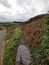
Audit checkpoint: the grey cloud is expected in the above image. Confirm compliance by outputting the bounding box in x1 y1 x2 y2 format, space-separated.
0 0 49 22
0 0 11 8
17 0 31 6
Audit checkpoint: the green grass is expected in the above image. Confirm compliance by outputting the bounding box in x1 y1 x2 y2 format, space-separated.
5 33 13 40
41 16 49 56
3 26 21 65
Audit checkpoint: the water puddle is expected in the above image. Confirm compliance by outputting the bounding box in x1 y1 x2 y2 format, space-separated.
16 44 31 65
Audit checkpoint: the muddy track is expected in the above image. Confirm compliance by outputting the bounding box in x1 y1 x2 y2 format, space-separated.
16 31 32 65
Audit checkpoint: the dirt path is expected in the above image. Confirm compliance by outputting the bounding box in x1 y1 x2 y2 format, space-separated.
16 31 31 65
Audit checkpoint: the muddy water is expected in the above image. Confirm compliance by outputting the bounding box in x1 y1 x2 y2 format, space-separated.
16 44 31 65
0 30 6 53
16 32 31 65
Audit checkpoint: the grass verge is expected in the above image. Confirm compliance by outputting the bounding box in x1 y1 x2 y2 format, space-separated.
3 26 21 65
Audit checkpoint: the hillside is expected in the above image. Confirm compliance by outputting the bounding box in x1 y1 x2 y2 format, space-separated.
0 15 49 65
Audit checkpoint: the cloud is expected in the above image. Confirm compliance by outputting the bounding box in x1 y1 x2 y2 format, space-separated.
0 0 11 8
0 0 49 22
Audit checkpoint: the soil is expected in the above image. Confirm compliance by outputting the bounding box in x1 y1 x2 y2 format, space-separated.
21 17 44 48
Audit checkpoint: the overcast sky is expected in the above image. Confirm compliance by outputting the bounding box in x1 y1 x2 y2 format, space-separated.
0 0 49 22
